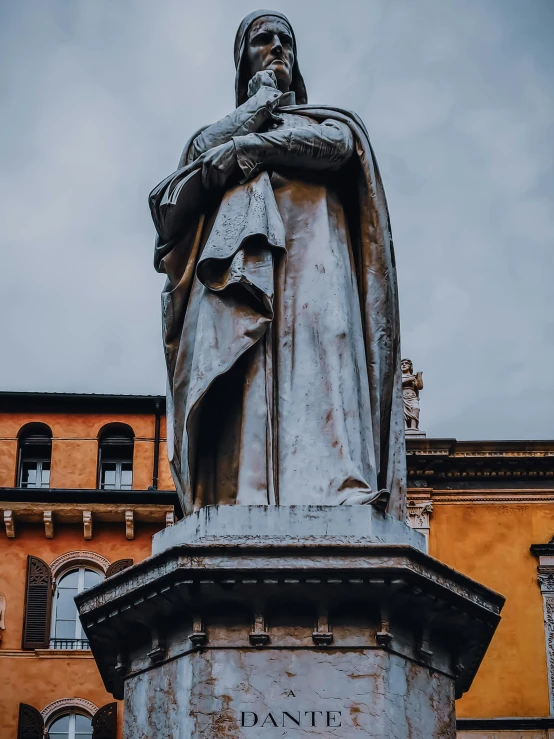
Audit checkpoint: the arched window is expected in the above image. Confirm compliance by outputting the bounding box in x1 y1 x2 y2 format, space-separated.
17 423 52 488
98 423 134 490
47 712 93 739
50 567 103 650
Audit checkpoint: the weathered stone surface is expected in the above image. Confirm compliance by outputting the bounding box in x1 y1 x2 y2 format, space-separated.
125 649 455 738
77 506 503 739
152 505 426 554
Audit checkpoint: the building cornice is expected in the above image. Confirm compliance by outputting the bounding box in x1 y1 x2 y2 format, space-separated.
407 438 554 489
0 392 165 414
407 488 554 505
0 487 178 505
0 498 177 539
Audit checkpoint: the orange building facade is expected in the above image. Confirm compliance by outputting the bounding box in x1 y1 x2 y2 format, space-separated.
0 392 553 737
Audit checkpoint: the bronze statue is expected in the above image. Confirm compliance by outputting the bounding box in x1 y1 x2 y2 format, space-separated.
401 359 424 432
150 10 406 519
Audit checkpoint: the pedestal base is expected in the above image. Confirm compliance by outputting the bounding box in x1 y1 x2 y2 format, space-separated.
126 646 454 737
405 428 427 438
77 507 504 738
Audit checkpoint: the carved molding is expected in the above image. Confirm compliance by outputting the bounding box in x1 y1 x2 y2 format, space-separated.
43 511 54 539
41 697 98 723
4 510 15 538
406 500 433 531
406 501 433 551
539 573 554 594
50 551 110 580
83 510 93 540
125 510 134 540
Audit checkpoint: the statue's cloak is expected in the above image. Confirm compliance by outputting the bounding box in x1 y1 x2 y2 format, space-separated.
150 105 406 520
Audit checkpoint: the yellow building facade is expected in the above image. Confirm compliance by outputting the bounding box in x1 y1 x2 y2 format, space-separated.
0 393 552 737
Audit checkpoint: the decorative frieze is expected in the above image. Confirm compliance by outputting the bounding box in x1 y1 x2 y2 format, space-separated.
406 439 554 486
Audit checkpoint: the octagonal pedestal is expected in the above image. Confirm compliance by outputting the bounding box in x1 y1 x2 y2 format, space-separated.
77 506 504 738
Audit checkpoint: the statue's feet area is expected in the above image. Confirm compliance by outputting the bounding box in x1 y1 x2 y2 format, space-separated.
337 488 390 510
151 504 424 554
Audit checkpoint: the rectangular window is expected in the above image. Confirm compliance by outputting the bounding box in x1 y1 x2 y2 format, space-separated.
100 461 132 490
20 459 50 488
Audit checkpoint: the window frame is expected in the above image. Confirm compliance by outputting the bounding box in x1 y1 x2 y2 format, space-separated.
19 456 51 488
50 566 103 650
99 459 133 491
47 710 93 739
17 423 52 489
97 423 134 491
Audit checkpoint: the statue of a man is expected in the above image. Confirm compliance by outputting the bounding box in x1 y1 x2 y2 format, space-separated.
150 10 406 519
401 359 424 431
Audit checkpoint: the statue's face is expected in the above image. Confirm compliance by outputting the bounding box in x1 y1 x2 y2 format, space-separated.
401 360 412 373
246 17 294 91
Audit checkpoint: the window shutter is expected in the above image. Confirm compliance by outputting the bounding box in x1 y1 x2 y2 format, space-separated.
105 559 133 577
22 555 52 649
17 703 44 739
92 702 117 739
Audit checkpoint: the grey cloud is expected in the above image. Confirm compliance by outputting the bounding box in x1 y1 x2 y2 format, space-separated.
0 0 552 438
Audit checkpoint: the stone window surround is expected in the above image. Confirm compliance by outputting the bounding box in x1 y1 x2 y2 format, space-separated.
50 551 110 582
49 552 108 651
41 697 98 723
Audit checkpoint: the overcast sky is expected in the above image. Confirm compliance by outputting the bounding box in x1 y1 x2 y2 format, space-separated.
1 0 552 439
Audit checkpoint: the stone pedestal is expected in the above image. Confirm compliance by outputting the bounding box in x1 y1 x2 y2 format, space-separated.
406 428 427 438
77 507 504 738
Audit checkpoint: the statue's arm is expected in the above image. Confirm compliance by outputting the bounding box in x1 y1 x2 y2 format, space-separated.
415 372 424 391
184 86 285 164
231 119 354 180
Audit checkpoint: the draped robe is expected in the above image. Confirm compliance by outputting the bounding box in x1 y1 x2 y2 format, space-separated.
150 89 407 521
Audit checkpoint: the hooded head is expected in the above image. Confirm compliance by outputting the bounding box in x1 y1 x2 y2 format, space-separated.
234 10 307 107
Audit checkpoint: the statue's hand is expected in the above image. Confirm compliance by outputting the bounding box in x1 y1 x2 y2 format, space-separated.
247 70 279 98
198 140 238 190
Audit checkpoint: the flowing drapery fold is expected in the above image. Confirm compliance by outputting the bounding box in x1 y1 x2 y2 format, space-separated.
150 105 406 520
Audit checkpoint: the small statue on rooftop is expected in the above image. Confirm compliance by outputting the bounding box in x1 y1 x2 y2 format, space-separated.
401 359 424 434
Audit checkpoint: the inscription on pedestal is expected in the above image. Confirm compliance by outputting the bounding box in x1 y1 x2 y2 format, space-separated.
240 709 342 728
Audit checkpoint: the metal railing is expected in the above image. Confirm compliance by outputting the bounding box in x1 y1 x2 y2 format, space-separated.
49 638 90 650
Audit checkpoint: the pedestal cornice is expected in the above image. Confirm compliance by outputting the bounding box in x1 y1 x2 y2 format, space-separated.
76 507 504 705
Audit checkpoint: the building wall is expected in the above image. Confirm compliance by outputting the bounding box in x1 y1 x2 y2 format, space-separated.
0 411 174 490
0 522 160 736
430 500 553 719
0 398 175 737
1 400 552 736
